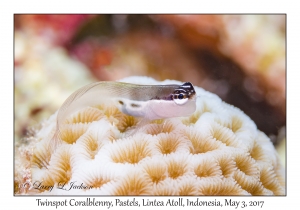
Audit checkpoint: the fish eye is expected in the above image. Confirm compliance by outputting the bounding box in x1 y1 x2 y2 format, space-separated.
178 93 184 99
173 95 188 105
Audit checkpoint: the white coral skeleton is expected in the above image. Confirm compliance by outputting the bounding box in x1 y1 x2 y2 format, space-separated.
15 76 285 195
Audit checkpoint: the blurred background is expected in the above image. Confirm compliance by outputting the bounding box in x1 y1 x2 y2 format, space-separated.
14 14 286 165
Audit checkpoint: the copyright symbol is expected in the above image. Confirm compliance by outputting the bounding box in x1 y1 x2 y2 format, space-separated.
22 182 31 188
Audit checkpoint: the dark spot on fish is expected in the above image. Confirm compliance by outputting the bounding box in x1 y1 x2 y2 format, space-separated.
131 103 140 108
